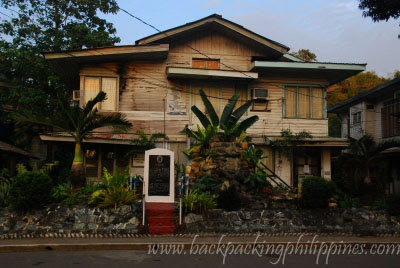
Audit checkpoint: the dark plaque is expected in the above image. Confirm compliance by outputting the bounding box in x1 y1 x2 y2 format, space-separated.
148 155 170 196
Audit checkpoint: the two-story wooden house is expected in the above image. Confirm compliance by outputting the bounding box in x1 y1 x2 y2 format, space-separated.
42 14 366 186
328 77 400 192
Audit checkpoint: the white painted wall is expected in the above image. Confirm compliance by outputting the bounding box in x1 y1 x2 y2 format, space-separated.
349 102 365 139
274 151 292 186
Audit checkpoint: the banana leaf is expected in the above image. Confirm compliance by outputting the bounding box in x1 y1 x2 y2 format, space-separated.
199 89 219 127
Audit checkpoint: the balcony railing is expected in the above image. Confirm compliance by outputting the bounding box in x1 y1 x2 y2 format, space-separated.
381 101 400 138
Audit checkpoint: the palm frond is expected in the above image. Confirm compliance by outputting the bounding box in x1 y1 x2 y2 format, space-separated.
183 126 197 139
374 138 400 155
13 110 74 135
81 112 131 138
83 91 107 117
149 132 169 143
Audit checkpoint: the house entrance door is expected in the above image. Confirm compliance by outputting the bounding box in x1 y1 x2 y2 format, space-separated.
293 148 321 186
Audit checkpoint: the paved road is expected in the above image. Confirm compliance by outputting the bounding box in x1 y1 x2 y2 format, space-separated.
0 250 399 268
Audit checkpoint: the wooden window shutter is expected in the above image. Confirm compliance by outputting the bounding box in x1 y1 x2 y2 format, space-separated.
207 60 220 70
193 60 206 69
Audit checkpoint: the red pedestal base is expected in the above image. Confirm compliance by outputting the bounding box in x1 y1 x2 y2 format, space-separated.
145 202 175 234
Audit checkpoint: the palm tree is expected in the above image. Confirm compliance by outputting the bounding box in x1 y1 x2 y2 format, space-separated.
127 130 168 157
338 134 400 192
191 89 259 141
14 92 132 186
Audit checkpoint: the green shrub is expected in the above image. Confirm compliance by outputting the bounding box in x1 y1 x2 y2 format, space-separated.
9 169 53 211
300 176 334 209
217 186 241 211
51 183 84 206
0 168 13 207
243 171 272 193
336 195 361 208
82 182 103 196
192 174 221 194
241 146 266 167
52 183 71 202
62 192 84 206
89 168 137 210
182 190 217 215
386 194 400 216
0 183 11 207
0 168 12 184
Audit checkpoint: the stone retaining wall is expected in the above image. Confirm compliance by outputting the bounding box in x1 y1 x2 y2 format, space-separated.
1 205 399 237
0 204 141 237
184 208 400 236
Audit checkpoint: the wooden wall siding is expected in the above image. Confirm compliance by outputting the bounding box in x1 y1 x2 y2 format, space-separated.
364 102 376 138
167 80 188 114
168 142 188 165
78 29 331 138
247 78 328 137
119 61 167 112
168 29 265 71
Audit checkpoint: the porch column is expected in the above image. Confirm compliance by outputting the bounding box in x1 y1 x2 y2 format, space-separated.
321 148 331 180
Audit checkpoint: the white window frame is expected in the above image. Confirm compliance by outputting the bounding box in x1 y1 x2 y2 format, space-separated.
352 111 362 125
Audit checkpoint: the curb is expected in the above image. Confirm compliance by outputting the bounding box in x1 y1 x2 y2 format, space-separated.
1 242 400 253
1 232 399 240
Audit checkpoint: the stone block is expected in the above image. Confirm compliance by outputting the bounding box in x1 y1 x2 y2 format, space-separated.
184 213 203 224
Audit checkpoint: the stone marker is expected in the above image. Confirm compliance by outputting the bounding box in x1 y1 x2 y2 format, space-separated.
144 148 174 203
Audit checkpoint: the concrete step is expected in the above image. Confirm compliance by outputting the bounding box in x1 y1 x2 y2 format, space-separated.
145 202 176 235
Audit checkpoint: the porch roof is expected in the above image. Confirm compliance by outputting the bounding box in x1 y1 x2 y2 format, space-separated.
166 66 258 80
256 136 349 147
43 44 169 89
0 141 36 158
250 61 366 86
40 132 187 144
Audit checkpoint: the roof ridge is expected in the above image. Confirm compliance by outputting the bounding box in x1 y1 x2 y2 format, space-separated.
135 14 289 52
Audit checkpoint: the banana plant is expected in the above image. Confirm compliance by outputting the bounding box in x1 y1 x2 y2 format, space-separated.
190 89 259 141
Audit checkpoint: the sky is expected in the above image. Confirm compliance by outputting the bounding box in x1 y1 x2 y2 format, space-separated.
102 0 400 77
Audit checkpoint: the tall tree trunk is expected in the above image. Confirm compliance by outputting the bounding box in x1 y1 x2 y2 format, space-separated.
70 142 85 187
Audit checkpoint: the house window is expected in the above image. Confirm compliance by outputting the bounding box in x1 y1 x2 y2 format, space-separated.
352 111 362 124
381 99 400 138
192 59 220 70
284 86 324 119
83 76 118 111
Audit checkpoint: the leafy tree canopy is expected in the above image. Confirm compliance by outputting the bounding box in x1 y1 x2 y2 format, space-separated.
359 0 400 22
327 71 390 108
0 0 120 146
358 0 400 38
289 49 317 62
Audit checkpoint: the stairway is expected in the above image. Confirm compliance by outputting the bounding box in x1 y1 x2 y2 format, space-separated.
145 202 176 234
258 162 293 190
